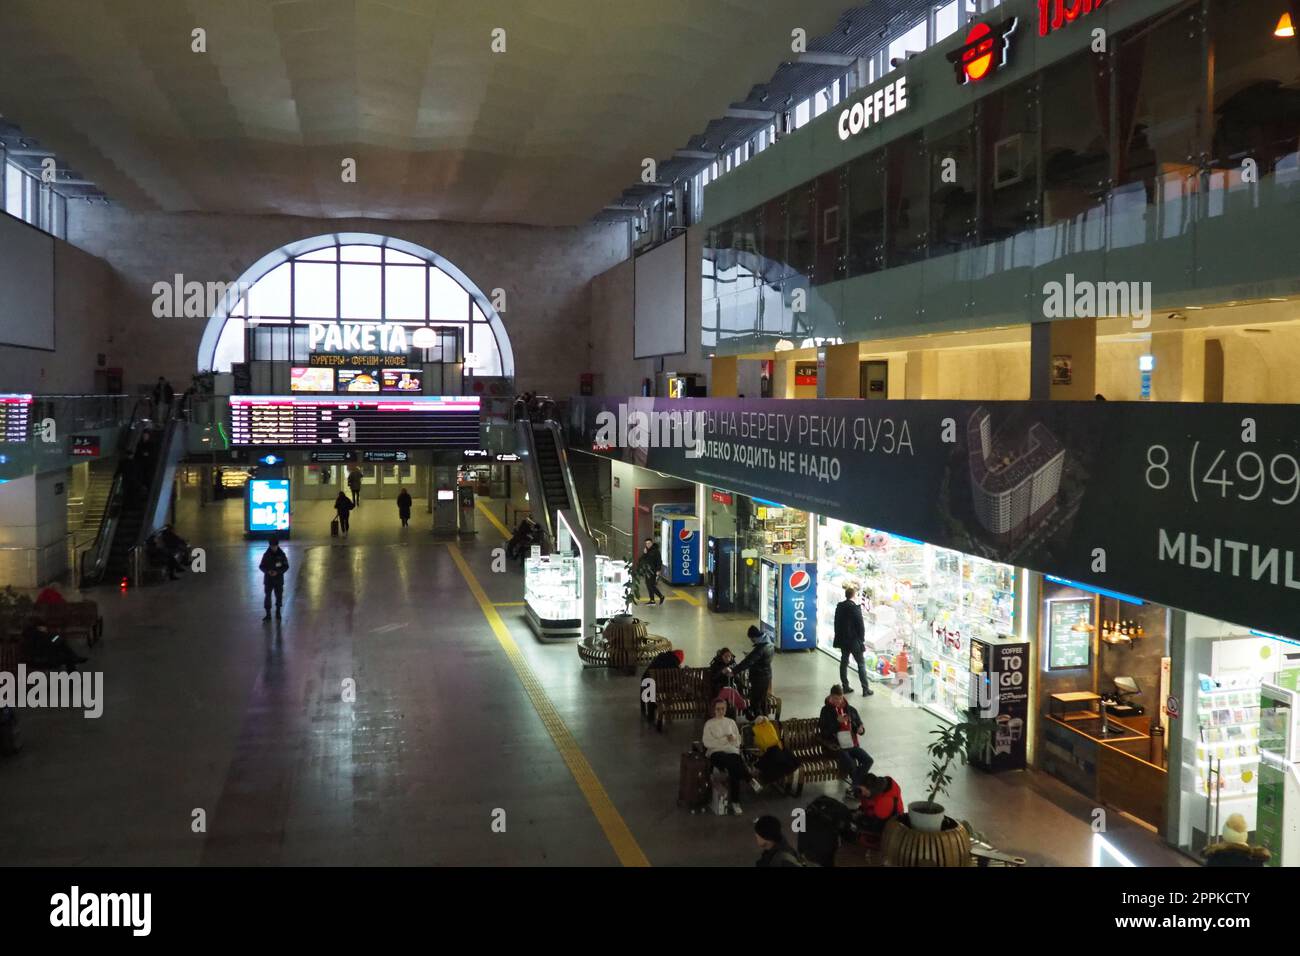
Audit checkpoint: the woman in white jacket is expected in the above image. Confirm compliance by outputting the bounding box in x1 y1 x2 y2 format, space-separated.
702 699 761 814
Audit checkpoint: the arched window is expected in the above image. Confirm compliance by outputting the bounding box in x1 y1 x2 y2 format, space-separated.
201 235 513 381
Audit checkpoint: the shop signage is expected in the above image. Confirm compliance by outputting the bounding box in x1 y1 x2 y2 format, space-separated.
837 76 908 142
308 322 408 354
568 396 1300 638
711 490 734 505
970 640 1028 771
947 18 1017 85
70 435 100 458
1038 0 1110 37
308 352 412 369
795 363 818 386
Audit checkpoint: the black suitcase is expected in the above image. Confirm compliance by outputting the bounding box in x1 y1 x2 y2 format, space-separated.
678 749 711 812
331 518 340 537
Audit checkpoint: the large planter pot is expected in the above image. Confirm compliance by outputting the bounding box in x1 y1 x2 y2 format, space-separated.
908 800 946 833
603 614 647 672
881 815 972 867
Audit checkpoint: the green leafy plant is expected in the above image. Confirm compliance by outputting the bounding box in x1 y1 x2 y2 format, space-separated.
923 718 996 807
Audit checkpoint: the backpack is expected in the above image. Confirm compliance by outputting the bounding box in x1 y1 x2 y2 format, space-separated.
751 716 782 752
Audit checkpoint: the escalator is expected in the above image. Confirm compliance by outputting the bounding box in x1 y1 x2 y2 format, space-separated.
514 405 587 553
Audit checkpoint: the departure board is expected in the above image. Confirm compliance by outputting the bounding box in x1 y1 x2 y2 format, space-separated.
229 395 480 448
0 394 32 443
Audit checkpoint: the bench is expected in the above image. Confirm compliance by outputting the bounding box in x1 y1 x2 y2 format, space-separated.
778 717 843 796
646 666 710 732
33 601 103 648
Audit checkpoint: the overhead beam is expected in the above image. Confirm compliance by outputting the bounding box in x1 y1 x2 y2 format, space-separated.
724 107 776 120
674 150 716 161
796 52 858 67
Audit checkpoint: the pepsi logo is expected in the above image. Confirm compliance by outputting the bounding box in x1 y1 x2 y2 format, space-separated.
788 569 811 592
678 528 694 542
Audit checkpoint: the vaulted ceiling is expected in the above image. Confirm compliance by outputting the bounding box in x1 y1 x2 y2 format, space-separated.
0 0 853 225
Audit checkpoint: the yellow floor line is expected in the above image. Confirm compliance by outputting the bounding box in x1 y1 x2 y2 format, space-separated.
476 499 512 540
664 586 701 607
492 601 527 607
447 543 650 867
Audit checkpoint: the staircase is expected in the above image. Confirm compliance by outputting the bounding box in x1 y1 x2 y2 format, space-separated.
75 462 117 534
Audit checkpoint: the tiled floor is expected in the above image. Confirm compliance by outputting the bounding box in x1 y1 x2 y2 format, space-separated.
0 492 1192 866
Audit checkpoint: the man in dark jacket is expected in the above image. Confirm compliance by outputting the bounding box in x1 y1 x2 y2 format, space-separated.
636 538 665 605
819 685 873 793
347 469 363 507
259 536 290 621
730 625 774 719
754 815 806 867
396 488 413 528
833 586 872 696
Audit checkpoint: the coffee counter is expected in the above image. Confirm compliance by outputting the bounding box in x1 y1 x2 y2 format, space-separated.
1042 711 1167 832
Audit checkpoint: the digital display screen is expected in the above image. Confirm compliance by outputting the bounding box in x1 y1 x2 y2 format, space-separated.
0 394 33 443
337 368 381 393
291 367 335 392
248 479 291 532
381 369 422 393
229 395 480 448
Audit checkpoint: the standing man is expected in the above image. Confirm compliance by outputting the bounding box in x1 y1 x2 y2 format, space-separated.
347 468 363 508
833 586 873 696
729 625 775 720
259 536 289 621
637 538 665 606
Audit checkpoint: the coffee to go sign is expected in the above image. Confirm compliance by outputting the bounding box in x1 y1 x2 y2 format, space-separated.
308 322 409 354
837 76 908 142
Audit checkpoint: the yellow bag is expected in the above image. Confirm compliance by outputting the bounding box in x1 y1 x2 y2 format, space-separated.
752 716 782 752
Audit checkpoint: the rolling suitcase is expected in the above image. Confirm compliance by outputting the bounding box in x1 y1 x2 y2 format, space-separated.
678 748 711 812
798 795 855 867
331 518 340 537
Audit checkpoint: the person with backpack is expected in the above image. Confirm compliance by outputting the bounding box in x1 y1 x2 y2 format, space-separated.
819 684 874 796
258 536 290 621
833 586 873 696
754 815 810 867
396 487 413 528
334 490 354 537
728 625 774 719
703 698 761 815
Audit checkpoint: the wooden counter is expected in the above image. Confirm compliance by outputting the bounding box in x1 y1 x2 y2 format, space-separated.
1043 713 1166 834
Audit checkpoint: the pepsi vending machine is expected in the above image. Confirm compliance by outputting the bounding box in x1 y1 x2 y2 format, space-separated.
707 536 736 611
759 556 817 652
660 515 700 585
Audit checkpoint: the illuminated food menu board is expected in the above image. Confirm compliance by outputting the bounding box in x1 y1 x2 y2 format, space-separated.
229 395 480 448
0 394 33 443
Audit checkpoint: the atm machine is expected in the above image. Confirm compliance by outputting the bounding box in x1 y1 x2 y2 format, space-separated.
1257 677 1300 867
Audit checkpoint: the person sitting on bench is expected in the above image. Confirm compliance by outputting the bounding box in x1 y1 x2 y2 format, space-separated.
855 773 904 835
20 617 86 671
702 699 761 814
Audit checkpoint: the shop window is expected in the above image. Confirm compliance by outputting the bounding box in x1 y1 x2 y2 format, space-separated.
978 78 1041 242
846 151 886 277
928 106 978 255
811 169 845 284
1040 52 1112 228
785 184 815 277
1111 7 1204 243
1207 0 1300 182
885 131 929 266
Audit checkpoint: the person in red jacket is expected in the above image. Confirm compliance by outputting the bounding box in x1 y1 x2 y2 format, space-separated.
34 584 68 606
856 773 904 834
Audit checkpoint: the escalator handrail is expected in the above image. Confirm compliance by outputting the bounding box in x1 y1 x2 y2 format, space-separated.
81 397 153 586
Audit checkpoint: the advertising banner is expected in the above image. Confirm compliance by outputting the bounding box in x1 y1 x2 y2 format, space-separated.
568 397 1300 638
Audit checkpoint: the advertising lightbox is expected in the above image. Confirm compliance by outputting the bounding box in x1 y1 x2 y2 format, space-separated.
248 479 291 533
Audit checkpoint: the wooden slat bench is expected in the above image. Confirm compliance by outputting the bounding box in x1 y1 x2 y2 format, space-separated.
646 666 710 732
779 717 843 796
33 601 103 648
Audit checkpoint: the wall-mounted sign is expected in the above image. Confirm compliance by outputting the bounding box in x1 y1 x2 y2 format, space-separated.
363 450 409 463
1047 597 1094 670
711 490 734 505
308 353 412 369
291 367 336 391
495 453 520 462
310 450 354 463
308 322 408 354
463 448 490 458
837 76 908 142
947 17 1017 85
795 363 818 386
1038 0 1110 37
1052 355 1073 385
70 435 100 458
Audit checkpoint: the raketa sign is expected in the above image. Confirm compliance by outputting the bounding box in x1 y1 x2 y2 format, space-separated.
308 322 408 353
1038 0 1109 36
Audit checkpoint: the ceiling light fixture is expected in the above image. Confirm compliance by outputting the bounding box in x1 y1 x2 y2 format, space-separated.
1276 12 1295 37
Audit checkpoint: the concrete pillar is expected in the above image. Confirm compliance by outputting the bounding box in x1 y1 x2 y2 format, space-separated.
0 471 69 587
710 356 738 398
821 343 860 398
1030 317 1096 401
1150 330 1205 403
904 350 937 399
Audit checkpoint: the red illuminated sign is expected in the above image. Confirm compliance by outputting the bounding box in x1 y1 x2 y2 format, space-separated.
711 490 734 505
1038 0 1109 36
947 17 1018 84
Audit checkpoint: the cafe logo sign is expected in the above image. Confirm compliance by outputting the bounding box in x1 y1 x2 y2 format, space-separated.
947 17 1018 84
1038 0 1109 36
837 76 908 142
308 322 408 354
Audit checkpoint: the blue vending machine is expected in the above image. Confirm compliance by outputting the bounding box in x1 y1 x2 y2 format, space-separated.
659 514 700 586
759 556 817 652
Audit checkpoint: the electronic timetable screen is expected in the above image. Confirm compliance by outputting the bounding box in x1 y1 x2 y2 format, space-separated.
228 395 480 448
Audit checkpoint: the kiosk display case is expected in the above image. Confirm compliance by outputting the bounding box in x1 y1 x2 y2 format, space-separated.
524 553 628 639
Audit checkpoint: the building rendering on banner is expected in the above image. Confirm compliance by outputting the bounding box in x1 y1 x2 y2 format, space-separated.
966 407 1066 544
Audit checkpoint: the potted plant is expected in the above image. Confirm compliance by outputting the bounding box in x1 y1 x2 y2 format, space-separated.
908 718 996 833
